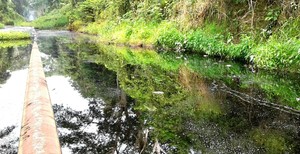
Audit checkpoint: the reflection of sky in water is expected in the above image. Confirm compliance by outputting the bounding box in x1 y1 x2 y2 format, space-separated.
0 69 27 148
47 76 90 154
0 69 27 128
47 76 130 153
47 76 89 111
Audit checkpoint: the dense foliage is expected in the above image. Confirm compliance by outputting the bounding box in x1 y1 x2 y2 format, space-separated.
0 0 25 25
28 0 300 73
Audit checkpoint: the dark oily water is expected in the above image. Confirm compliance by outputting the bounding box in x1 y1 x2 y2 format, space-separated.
0 43 31 153
30 31 300 153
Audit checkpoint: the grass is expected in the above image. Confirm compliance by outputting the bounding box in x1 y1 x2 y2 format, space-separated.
32 14 68 29
0 32 31 40
251 38 300 73
0 23 4 29
77 20 177 46
76 18 299 73
25 0 300 73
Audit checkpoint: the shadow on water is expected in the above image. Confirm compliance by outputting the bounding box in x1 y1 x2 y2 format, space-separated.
2 30 293 153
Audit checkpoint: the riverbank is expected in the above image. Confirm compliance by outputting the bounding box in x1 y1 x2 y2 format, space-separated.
20 1 300 73
70 19 300 74
0 31 31 41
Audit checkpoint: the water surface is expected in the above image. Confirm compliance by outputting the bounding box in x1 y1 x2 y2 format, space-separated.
0 30 299 153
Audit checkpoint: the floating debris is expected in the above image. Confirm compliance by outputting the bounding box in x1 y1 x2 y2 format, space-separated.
153 91 164 95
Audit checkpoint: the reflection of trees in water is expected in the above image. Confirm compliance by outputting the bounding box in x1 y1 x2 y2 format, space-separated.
0 45 31 84
0 126 17 154
44 37 300 153
0 47 13 84
53 90 141 153
50 46 145 153
0 45 30 153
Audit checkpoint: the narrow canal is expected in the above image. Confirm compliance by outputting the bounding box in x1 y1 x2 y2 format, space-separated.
0 30 299 153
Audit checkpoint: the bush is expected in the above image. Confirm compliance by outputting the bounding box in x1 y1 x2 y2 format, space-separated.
68 20 84 31
5 21 14 25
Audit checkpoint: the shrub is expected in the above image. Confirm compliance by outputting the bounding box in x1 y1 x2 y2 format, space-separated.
68 20 84 31
5 21 14 25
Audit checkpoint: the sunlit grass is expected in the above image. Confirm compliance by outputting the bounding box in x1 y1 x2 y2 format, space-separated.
0 32 31 40
79 20 177 46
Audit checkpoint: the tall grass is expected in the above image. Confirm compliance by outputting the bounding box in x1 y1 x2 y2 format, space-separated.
79 20 177 45
251 38 300 72
32 14 68 29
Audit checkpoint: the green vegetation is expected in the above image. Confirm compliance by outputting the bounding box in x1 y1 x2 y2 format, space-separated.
30 0 300 73
251 37 300 73
25 5 69 29
0 0 25 25
0 32 31 40
0 23 4 29
44 38 298 152
0 40 31 48
251 129 291 153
